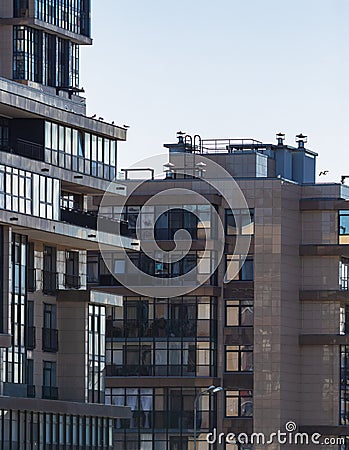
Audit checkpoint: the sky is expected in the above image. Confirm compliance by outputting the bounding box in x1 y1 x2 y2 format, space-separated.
81 0 349 182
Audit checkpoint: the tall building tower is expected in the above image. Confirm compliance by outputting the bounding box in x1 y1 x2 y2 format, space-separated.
0 1 138 448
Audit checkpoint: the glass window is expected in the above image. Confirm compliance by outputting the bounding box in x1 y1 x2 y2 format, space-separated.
225 345 253 371
340 258 349 291
104 139 110 165
58 126 65 152
84 133 91 159
65 127 72 154
45 121 51 149
43 361 56 387
78 131 84 157
51 124 58 151
225 300 253 327
340 211 349 244
225 256 254 281
225 390 253 417
225 209 254 236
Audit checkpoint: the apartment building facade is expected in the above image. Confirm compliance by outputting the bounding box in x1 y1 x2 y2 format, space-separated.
1 2 348 450
86 134 349 450
0 1 138 448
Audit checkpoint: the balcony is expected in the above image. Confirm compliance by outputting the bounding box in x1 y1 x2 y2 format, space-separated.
60 207 131 237
64 273 81 289
26 326 36 350
340 276 349 291
42 386 58 400
42 328 58 353
27 385 36 398
42 271 58 295
17 139 44 161
115 410 199 430
27 268 36 292
106 318 199 339
106 364 196 377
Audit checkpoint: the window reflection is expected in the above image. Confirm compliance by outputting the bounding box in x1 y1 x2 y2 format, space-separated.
225 255 254 281
44 121 117 181
225 390 253 417
34 0 91 37
105 296 216 378
225 300 254 327
339 211 349 244
225 209 254 236
13 26 79 87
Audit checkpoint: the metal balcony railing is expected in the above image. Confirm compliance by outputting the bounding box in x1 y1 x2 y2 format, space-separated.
114 410 198 430
27 268 36 292
340 276 349 291
106 364 197 377
42 386 58 400
106 318 199 339
42 328 58 353
42 270 58 295
27 385 36 398
64 273 81 289
26 326 36 350
60 207 130 237
17 139 44 161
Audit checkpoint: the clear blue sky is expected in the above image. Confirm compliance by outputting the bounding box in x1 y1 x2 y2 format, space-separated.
81 0 349 182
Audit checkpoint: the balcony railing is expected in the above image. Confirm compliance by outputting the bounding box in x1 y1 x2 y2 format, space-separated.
97 273 215 288
115 410 200 430
98 274 122 286
42 270 58 295
64 273 81 289
16 139 44 161
42 386 58 400
27 268 36 292
106 318 199 339
60 207 130 237
27 385 36 398
26 326 36 350
106 364 196 377
42 328 58 353
340 276 349 291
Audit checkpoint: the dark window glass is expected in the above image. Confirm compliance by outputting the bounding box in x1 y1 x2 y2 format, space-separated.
65 251 80 289
4 233 27 383
0 118 9 149
43 246 57 295
105 296 216 378
105 387 213 437
341 346 349 425
35 0 91 37
42 361 57 399
88 304 106 403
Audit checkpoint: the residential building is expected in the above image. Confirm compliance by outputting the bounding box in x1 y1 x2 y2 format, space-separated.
88 133 349 450
0 0 138 448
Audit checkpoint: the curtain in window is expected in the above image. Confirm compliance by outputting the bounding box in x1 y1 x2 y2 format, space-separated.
126 388 138 428
112 388 125 428
140 389 152 428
